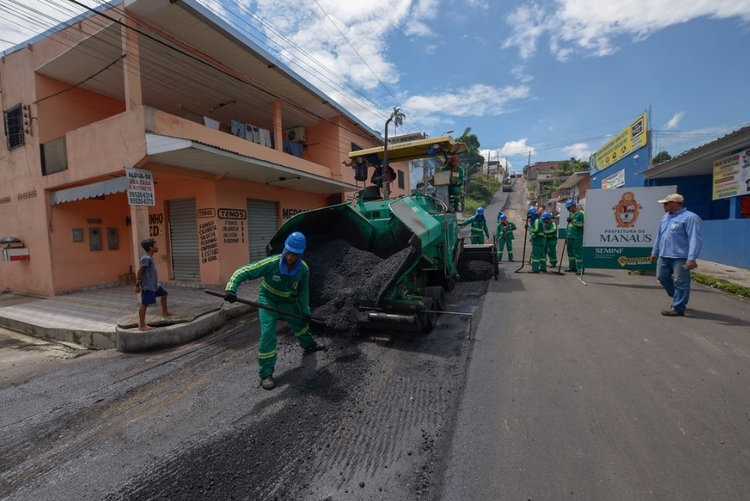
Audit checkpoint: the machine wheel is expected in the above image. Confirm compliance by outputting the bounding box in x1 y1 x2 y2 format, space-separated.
425 286 446 311
419 297 437 332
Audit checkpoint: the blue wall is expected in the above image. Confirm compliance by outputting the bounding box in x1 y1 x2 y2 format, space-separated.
589 146 648 190
701 219 750 268
646 174 720 221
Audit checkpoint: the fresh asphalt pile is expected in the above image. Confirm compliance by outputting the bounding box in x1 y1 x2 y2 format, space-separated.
457 260 495 281
305 239 413 336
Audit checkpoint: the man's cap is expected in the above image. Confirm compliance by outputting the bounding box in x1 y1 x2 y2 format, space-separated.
658 193 684 204
565 199 576 208
542 211 553 219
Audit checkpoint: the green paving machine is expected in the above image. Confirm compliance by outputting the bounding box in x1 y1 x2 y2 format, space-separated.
267 136 498 332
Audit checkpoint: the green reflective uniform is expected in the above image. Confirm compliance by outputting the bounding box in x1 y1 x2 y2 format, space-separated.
225 254 316 379
495 220 517 260
567 210 585 271
542 219 558 268
462 215 490 244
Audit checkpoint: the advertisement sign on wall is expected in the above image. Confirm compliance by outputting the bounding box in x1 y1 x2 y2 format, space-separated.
582 186 676 270
125 168 156 206
590 113 648 174
712 148 750 200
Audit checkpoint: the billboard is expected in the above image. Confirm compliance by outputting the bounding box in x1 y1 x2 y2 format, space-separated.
590 113 648 175
712 148 750 200
582 186 676 270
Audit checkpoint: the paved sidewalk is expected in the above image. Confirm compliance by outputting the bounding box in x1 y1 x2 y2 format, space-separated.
0 281 260 352
0 261 747 352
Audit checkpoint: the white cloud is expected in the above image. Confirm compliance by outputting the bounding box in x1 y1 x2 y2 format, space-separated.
403 84 531 121
504 0 750 60
466 0 490 9
499 138 535 157
664 111 686 131
562 143 591 160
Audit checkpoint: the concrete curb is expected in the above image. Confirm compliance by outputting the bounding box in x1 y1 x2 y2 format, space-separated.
0 315 116 349
116 309 227 353
114 304 255 353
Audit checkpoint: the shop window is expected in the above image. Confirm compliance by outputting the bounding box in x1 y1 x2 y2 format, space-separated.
3 104 24 150
397 169 405 189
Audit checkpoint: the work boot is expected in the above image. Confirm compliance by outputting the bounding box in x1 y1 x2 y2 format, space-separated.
261 377 276 390
565 268 577 272
304 342 327 354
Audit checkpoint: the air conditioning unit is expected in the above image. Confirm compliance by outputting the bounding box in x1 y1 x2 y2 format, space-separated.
286 127 306 143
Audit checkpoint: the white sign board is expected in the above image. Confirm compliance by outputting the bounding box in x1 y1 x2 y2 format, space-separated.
126 168 155 206
582 186 675 270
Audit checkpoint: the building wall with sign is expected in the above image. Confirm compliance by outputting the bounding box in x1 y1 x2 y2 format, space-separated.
0 2 390 296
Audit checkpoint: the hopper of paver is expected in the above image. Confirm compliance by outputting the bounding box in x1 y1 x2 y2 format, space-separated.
267 191 462 332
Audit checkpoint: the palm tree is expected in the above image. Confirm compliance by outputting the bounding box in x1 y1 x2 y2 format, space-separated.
382 107 406 200
390 106 405 138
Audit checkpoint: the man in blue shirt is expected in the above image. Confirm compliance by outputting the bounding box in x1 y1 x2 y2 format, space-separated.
650 193 703 316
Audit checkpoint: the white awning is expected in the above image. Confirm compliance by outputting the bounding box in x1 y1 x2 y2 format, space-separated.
49 176 128 205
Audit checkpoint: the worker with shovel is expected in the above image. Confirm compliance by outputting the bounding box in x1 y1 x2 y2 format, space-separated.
224 231 325 391
527 207 546 272
542 211 558 269
461 207 491 244
495 214 517 262
564 199 585 272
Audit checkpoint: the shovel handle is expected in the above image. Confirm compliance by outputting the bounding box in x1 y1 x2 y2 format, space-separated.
203 289 325 326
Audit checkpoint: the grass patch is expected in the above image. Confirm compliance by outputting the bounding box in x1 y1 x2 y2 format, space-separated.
692 273 750 299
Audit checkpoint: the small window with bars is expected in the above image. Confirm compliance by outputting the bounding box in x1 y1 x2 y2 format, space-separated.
3 104 25 150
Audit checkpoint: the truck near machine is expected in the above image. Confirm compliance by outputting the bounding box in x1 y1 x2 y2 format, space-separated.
266 136 498 333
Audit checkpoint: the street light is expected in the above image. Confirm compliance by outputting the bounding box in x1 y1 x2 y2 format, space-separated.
441 129 454 137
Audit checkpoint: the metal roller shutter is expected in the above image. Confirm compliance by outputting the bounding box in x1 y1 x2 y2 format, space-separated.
168 198 200 280
246 199 278 261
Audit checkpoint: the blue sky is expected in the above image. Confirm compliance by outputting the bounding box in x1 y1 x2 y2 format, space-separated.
2 0 750 173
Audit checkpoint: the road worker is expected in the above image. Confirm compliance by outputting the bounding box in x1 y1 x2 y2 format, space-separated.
495 214 517 261
224 231 324 391
461 207 490 244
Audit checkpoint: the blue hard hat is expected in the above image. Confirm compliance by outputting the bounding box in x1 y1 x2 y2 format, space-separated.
284 231 306 254
499 214 507 222
527 207 538 215
542 211 553 219
476 207 484 216
565 199 576 208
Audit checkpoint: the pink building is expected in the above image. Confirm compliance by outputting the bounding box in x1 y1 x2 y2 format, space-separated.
0 0 408 296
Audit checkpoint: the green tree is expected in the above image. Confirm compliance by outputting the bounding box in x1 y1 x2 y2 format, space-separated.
455 127 484 177
653 151 672 164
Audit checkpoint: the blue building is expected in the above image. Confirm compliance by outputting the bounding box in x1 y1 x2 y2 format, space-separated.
643 125 750 269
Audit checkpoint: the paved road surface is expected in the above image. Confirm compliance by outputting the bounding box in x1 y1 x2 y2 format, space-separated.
440 187 750 500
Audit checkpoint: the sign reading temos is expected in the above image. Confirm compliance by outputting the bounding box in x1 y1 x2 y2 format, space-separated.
218 208 247 220
125 168 155 206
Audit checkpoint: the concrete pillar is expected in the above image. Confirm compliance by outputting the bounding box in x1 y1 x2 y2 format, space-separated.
122 17 143 110
273 100 283 152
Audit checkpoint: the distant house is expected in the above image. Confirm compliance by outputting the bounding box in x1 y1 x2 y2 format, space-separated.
0 0 404 296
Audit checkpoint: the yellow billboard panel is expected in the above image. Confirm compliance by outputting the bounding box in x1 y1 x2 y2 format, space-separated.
593 113 648 172
712 148 750 200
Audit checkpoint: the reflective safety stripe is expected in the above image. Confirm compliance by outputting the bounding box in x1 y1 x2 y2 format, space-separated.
261 281 295 298
294 325 310 337
258 349 277 360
